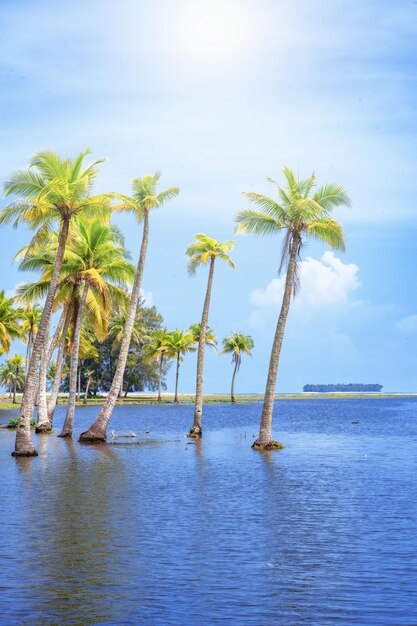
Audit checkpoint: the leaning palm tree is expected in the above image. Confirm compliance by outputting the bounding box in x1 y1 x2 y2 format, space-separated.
186 234 235 437
166 329 196 402
221 332 254 403
236 166 350 450
80 173 179 443
143 327 172 402
57 221 134 438
0 149 106 456
0 291 22 355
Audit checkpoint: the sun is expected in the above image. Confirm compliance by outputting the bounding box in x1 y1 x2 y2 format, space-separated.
176 0 248 64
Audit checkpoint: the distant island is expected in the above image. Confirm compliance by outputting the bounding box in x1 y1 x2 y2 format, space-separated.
303 384 383 393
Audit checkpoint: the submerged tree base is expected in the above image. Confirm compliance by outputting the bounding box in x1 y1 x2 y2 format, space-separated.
12 448 38 457
35 422 53 434
187 427 202 439
12 428 38 457
78 430 107 444
251 439 285 451
57 431 72 439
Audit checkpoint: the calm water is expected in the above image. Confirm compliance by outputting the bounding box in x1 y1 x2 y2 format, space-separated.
0 398 416 625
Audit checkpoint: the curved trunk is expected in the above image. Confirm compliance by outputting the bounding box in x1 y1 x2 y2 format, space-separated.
13 379 17 404
174 354 180 403
230 359 239 403
12 217 70 457
79 210 150 443
252 233 299 451
189 256 215 438
36 309 67 433
25 335 32 380
47 307 72 423
157 355 163 402
59 284 89 438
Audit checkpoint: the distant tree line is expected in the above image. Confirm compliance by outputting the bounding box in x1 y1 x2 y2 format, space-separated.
303 383 383 393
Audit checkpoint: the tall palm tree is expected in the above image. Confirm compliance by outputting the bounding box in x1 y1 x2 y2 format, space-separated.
80 173 179 443
143 327 172 402
236 166 350 449
0 149 106 456
4 354 25 403
166 329 196 402
0 291 22 355
0 362 14 397
186 234 235 437
221 332 254 403
57 221 134 438
21 304 42 375
77 329 99 402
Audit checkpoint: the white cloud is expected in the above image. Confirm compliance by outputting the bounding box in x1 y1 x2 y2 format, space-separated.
5 282 26 299
141 289 154 307
251 252 360 311
395 314 417 333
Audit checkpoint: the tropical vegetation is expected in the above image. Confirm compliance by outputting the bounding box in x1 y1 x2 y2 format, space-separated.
0 150 350 457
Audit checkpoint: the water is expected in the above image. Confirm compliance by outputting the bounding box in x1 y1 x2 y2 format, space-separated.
0 398 416 625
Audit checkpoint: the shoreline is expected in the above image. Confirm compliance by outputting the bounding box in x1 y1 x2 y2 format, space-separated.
1 392 416 410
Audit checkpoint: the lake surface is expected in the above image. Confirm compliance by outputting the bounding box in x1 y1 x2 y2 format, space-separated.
0 398 416 625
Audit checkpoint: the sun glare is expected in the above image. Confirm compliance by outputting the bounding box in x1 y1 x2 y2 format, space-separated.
176 0 248 64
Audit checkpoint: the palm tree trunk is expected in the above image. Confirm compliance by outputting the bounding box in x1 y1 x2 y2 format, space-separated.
83 377 91 404
13 217 70 457
174 354 180 403
36 309 67 433
230 359 238 403
79 210 150 443
25 335 32 380
13 380 16 404
77 362 81 402
252 234 299 450
157 355 163 402
189 256 215 437
47 307 72 423
59 284 89 438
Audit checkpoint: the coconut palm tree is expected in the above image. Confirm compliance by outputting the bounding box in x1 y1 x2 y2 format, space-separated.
57 221 135 438
0 291 22 355
80 173 179 443
4 354 25 403
77 329 99 402
235 166 350 449
186 234 235 437
143 327 172 402
166 329 196 402
221 332 254 403
188 323 217 350
0 149 107 456
0 362 14 398
83 369 95 404
21 304 42 375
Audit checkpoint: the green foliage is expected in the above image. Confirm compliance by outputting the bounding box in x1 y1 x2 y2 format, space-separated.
221 332 254 369
0 291 23 355
185 234 235 275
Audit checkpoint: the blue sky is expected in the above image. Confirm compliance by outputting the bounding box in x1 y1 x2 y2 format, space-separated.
1 0 417 392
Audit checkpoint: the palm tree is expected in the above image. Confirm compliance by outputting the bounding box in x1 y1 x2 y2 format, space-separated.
0 149 106 456
143 328 172 402
235 166 350 449
21 304 42 375
0 291 22 355
186 234 235 437
221 332 254 403
166 329 196 402
77 329 99 402
4 354 25 403
188 323 217 350
80 173 179 443
83 369 95 404
57 221 134 438
0 362 14 398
